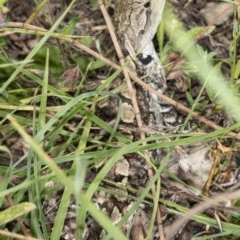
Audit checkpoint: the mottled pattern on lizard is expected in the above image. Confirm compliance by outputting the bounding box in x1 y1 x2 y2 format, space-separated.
114 0 178 129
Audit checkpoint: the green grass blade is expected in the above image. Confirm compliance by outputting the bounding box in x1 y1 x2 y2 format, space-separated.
0 202 36 225
0 0 76 94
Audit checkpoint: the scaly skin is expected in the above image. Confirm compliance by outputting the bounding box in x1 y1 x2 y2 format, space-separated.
114 0 178 128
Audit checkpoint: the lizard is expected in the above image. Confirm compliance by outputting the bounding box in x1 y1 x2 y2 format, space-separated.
114 0 179 130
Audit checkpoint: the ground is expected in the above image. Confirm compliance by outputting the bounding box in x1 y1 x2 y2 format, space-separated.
0 0 240 240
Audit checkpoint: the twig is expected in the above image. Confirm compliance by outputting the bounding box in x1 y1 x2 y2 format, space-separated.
3 22 240 140
97 0 165 238
97 1 143 135
165 189 240 240
0 229 42 240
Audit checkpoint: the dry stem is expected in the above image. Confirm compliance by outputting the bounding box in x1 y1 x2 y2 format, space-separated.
166 189 240 240
3 22 240 140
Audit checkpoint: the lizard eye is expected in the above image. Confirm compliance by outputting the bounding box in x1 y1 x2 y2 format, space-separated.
144 1 150 8
138 53 152 65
